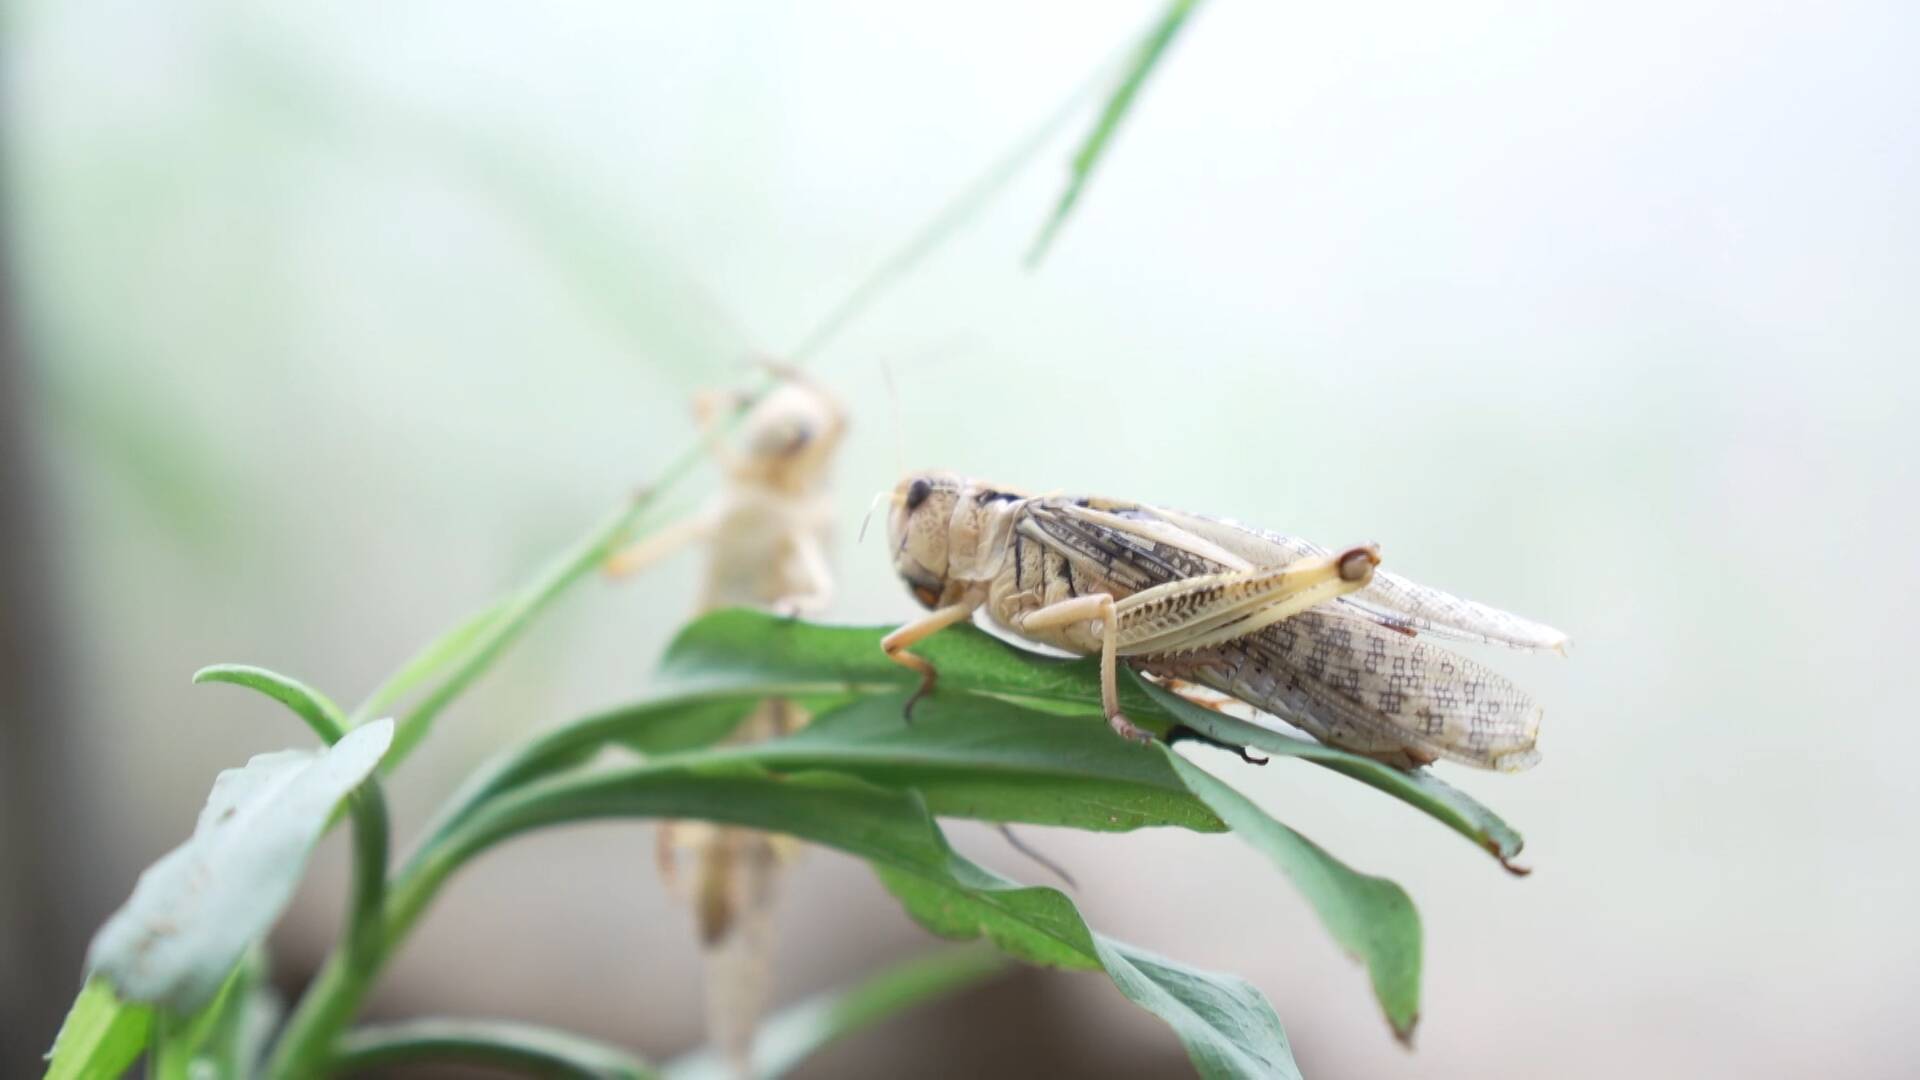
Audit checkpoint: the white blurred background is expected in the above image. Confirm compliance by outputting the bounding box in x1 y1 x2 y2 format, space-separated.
4 1 1917 1077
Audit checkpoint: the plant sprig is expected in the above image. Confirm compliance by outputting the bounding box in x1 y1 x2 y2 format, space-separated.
39 6 1532 1076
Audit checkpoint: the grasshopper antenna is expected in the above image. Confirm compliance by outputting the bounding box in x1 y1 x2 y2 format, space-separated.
857 489 891 544
996 824 1078 891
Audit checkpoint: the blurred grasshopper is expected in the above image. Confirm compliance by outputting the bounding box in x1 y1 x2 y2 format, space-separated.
882 472 1567 772
604 368 845 1074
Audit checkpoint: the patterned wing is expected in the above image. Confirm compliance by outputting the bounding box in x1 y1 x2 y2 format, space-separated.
1147 606 1543 771
1024 496 1547 771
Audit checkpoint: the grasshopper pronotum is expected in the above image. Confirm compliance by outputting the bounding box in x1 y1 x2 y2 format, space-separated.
883 472 1567 772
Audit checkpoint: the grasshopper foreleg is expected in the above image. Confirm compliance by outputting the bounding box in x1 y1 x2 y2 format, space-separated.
882 598 982 719
603 510 718 579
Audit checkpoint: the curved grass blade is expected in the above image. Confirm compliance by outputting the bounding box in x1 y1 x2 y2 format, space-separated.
1027 0 1208 265
663 948 1008 1080
333 1019 656 1079
192 665 349 743
788 35 1123 361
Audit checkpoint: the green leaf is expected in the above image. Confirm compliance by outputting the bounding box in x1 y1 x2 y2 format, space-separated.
190 664 394 1018
1092 937 1300 1080
86 719 394 1013
661 610 1525 866
760 693 1222 831
434 766 1296 1078
1164 749 1422 1042
428 686 1219 850
1027 0 1207 265
664 949 1008 1080
660 607 1125 704
871 860 1099 971
876 862 1295 1078
333 1019 656 1079
43 976 152 1080
1134 677 1528 871
412 693 780 854
192 665 349 743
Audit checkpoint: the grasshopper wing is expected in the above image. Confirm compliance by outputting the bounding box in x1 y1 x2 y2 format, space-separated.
1150 607 1545 771
1145 507 1570 654
1020 497 1547 770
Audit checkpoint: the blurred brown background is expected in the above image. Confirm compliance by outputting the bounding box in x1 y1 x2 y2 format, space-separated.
4 1 1918 1077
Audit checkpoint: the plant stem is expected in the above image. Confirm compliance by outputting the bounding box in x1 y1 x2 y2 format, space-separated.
257 847 449 1080
343 785 390 980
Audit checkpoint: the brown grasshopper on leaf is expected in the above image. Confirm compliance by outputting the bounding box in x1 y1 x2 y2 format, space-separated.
882 472 1567 772
604 367 845 1074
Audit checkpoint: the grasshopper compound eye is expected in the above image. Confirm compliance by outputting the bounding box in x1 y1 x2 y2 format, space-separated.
905 478 932 511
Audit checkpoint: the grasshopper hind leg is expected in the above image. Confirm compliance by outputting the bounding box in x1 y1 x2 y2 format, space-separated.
1013 593 1155 745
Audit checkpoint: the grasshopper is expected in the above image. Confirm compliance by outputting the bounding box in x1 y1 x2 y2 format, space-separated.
604 367 845 1073
882 472 1567 772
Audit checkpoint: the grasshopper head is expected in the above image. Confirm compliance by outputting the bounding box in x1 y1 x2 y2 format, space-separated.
708 372 846 493
887 471 1025 609
887 472 965 609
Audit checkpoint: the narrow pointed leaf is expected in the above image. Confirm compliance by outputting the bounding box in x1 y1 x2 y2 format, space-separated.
1027 0 1207 264
432 687 1219 841
43 976 152 1080
1135 676 1528 870
1093 937 1300 1080
660 610 1525 865
436 765 1295 1078
753 693 1222 831
192 665 349 743
1164 748 1422 1041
